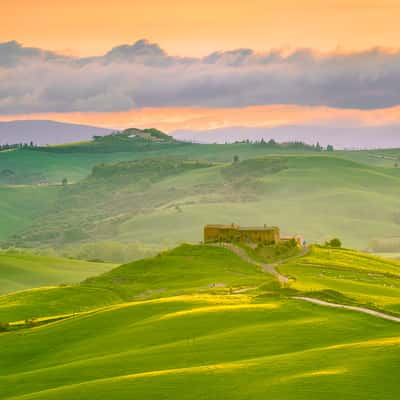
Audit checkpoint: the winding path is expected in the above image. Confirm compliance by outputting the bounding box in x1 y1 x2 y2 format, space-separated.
213 243 400 323
294 296 400 323
213 242 290 283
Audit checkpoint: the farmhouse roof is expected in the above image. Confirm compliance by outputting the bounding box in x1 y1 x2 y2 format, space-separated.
205 224 239 229
239 226 279 231
205 224 278 231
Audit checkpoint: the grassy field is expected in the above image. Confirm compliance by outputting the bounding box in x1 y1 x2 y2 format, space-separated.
0 185 59 238
4 132 388 186
0 252 115 294
2 131 400 254
1 130 399 185
279 246 400 315
0 244 400 399
0 245 271 322
2 154 400 253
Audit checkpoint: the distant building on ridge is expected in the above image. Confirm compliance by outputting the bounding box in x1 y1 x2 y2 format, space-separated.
204 223 302 246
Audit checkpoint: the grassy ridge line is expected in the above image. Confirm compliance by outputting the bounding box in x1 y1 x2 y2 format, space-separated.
0 245 273 322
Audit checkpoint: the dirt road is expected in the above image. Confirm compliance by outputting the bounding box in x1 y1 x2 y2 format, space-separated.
214 243 400 323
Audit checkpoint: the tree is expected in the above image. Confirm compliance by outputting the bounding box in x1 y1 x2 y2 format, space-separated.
326 144 334 152
315 142 322 151
62 177 68 186
325 238 342 248
233 155 239 163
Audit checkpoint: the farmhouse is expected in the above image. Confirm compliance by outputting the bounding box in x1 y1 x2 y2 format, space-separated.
204 224 303 246
204 224 280 244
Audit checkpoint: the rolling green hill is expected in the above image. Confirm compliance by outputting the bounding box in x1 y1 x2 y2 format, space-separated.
1 128 399 185
0 131 326 186
2 129 400 254
0 252 115 295
4 155 400 252
0 244 400 399
0 244 270 322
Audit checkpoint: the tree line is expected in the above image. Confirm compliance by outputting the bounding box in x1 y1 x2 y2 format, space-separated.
0 142 37 151
229 138 334 151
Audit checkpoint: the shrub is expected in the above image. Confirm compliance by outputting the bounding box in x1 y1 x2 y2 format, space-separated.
325 238 342 248
24 318 38 328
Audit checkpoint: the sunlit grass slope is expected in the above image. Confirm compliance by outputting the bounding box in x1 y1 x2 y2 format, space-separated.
0 253 115 294
0 244 271 322
280 246 400 315
1 294 400 399
1 244 400 399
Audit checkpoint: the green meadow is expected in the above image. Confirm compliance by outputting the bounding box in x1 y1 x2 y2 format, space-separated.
0 252 115 295
1 131 400 255
0 245 269 322
0 244 400 399
279 246 400 315
2 152 400 254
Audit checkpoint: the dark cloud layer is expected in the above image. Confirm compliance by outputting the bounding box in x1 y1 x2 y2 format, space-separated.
1 39 400 113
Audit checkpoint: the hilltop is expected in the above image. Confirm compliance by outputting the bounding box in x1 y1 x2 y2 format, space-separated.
34 128 179 153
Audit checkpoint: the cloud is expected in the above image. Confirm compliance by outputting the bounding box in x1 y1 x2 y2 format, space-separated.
0 41 67 67
1 40 400 113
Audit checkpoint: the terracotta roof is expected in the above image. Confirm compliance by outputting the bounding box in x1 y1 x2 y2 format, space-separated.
239 226 279 231
205 224 278 231
204 224 239 229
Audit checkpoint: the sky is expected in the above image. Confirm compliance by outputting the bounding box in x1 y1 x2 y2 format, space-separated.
2 0 400 132
3 1 400 56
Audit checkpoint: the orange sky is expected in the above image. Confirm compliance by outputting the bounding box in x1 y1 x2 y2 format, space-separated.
2 1 400 127
2 105 400 132
2 1 400 56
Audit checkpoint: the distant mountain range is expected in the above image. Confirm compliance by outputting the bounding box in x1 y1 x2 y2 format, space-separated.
0 120 112 146
172 125 400 149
